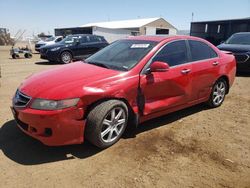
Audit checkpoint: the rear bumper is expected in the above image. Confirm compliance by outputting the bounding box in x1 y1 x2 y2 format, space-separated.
234 52 250 72
11 106 86 146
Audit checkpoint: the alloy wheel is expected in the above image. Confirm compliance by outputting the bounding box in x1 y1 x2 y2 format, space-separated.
61 52 72 64
212 81 226 106
101 107 126 143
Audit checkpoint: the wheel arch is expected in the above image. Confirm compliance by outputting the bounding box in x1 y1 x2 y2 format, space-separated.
83 97 139 131
60 49 73 58
217 75 230 94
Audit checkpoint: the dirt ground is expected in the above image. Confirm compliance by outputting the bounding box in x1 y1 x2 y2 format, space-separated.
0 44 250 188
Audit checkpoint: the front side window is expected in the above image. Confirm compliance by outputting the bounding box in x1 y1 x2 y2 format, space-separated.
60 35 80 44
55 37 63 42
152 40 188 67
189 40 218 61
85 40 157 71
80 36 88 43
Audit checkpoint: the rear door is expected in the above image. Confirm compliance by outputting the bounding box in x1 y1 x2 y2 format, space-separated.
187 40 220 102
140 40 193 115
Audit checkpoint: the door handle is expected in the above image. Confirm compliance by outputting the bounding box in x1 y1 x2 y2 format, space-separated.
181 69 191 74
213 61 219 66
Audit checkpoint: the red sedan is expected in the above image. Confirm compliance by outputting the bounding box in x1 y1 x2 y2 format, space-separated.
11 36 236 148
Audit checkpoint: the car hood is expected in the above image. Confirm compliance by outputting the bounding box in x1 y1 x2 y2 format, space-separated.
37 41 55 45
40 42 65 49
217 43 250 53
19 62 124 100
36 41 46 45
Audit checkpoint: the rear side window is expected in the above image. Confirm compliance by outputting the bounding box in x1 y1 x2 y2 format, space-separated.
189 40 218 61
152 40 188 67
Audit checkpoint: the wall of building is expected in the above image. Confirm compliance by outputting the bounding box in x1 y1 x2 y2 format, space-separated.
140 18 177 35
93 27 134 42
190 19 250 45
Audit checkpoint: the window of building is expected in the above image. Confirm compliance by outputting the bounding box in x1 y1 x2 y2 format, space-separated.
217 25 221 33
156 28 169 35
205 24 208 33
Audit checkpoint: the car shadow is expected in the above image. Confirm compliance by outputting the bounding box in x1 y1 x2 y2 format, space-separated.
0 103 208 166
0 120 101 165
35 61 61 65
138 103 207 133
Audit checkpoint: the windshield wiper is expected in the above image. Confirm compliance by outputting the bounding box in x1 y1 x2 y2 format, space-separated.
87 61 110 69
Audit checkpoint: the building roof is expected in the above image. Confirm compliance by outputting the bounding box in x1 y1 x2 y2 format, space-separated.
80 17 169 29
192 17 250 24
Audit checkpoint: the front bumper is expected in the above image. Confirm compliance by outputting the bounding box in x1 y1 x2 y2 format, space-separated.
11 106 86 146
236 61 250 73
234 53 250 72
40 49 60 62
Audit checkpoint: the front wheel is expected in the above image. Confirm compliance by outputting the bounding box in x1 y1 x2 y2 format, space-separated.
85 100 128 148
60 51 72 64
207 78 228 108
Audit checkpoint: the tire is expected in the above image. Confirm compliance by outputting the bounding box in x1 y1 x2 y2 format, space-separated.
60 51 72 64
85 100 128 148
12 54 18 59
24 53 32 58
207 78 228 108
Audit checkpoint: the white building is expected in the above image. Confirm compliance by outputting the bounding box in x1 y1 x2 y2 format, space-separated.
55 17 177 42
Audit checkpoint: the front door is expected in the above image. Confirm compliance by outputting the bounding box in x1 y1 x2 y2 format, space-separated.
140 40 193 115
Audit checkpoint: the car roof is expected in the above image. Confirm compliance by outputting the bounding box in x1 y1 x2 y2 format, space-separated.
232 32 250 35
126 35 204 42
68 34 102 37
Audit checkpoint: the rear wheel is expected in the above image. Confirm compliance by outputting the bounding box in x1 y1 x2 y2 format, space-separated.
207 78 228 108
60 51 72 64
12 54 18 59
85 100 128 148
24 53 32 58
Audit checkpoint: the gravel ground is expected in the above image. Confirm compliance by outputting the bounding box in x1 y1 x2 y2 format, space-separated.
0 45 250 188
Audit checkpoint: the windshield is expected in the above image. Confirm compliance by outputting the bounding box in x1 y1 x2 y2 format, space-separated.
45 37 56 42
60 35 80 44
85 40 157 71
225 33 250 45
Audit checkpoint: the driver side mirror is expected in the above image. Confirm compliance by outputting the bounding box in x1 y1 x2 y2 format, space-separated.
146 61 169 74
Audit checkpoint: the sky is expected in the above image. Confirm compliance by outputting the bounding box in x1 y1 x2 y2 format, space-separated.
0 0 250 37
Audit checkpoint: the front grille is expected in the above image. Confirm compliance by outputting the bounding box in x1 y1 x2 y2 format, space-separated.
13 90 31 107
234 53 250 63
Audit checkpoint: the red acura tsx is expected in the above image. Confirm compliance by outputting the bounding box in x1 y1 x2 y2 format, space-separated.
11 36 236 148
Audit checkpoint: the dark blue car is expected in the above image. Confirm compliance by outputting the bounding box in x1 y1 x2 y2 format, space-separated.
217 32 250 73
40 34 109 64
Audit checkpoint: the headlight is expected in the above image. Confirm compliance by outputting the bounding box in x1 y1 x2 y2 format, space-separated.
50 47 61 51
31 98 79 110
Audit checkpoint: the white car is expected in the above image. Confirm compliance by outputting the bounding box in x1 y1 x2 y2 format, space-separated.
35 36 63 52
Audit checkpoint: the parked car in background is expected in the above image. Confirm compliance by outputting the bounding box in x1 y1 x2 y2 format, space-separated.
11 36 236 148
35 36 63 52
217 32 250 73
40 34 109 64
